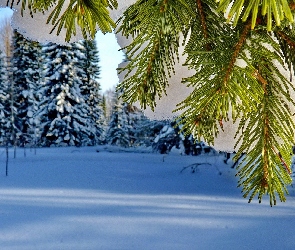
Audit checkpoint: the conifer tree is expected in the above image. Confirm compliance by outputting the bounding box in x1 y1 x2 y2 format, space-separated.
0 49 11 144
39 42 95 147
102 95 107 122
126 104 150 146
12 30 43 146
104 88 117 122
107 93 131 147
7 0 295 205
73 39 106 144
0 21 17 149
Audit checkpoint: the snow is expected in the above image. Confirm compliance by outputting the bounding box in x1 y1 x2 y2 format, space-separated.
0 0 136 44
0 146 294 249
0 0 84 44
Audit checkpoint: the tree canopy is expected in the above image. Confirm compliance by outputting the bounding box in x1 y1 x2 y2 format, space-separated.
5 0 295 206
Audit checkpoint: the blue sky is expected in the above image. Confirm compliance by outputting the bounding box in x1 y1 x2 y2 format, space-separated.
0 7 124 92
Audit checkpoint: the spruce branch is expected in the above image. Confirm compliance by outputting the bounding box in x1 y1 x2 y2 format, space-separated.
217 0 295 31
275 27 295 79
196 0 211 51
117 0 193 110
235 50 295 205
223 20 251 85
176 20 256 144
276 31 295 48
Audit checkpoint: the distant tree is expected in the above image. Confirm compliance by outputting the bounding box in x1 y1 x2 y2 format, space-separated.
106 91 155 147
102 95 107 122
126 104 151 147
152 120 208 155
104 88 116 122
107 93 130 147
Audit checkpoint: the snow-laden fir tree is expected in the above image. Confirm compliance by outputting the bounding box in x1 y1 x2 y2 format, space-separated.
0 49 11 145
106 90 152 147
38 42 95 147
72 39 106 144
107 92 131 147
12 30 43 146
127 104 151 147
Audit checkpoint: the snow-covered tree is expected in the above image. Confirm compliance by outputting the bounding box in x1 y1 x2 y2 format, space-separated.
0 18 15 147
0 50 6 84
102 95 107 122
0 49 11 144
152 120 210 155
73 40 106 144
12 30 42 146
106 92 155 147
107 93 131 147
127 104 151 147
103 87 117 123
39 42 95 147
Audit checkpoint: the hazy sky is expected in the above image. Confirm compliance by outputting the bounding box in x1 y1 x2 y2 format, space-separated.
0 7 124 92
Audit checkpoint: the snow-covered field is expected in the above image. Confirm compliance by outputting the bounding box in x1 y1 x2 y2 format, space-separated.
0 146 294 250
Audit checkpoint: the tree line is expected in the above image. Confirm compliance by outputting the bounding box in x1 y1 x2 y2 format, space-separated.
0 29 201 153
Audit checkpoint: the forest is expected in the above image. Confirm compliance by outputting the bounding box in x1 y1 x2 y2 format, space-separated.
0 28 205 155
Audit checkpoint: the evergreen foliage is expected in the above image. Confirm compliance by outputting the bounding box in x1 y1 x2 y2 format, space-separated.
6 0 118 42
137 119 167 147
1 32 106 148
152 121 205 155
0 49 11 144
6 0 295 205
12 31 43 146
106 90 156 148
119 0 295 206
39 42 95 147
153 122 180 154
73 39 106 144
107 92 131 147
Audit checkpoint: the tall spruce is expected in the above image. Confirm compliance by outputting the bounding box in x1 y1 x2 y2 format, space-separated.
12 30 43 146
7 0 295 205
39 42 95 147
0 49 11 145
73 40 106 144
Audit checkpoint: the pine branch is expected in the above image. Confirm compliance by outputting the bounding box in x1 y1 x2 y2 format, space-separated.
276 31 295 48
275 27 295 79
223 20 251 85
176 19 258 144
217 0 295 31
196 0 211 51
234 43 295 205
117 0 194 110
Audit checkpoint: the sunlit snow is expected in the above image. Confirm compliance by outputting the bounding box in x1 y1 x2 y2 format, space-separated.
0 0 85 44
0 146 294 249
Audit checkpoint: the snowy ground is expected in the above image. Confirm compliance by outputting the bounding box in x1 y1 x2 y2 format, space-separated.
0 146 294 250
